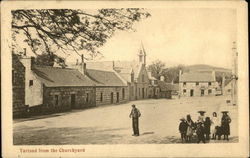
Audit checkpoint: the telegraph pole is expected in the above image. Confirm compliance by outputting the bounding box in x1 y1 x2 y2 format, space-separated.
231 41 238 106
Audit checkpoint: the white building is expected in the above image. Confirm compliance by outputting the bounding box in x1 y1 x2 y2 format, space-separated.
179 70 219 97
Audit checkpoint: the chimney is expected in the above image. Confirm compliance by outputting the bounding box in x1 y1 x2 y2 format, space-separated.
222 73 225 95
79 54 86 75
160 75 165 81
112 61 115 70
212 70 216 81
76 59 79 65
179 70 182 82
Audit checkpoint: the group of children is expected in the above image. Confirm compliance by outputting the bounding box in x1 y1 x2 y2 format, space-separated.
179 111 232 143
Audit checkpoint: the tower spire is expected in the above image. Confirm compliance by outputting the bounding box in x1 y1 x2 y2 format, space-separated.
139 41 147 65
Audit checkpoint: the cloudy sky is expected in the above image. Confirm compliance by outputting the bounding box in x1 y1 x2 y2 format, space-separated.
67 8 236 69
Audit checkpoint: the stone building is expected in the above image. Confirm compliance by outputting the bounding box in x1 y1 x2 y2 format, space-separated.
86 69 128 105
14 56 98 116
85 43 151 101
12 54 27 118
113 44 150 100
179 70 218 97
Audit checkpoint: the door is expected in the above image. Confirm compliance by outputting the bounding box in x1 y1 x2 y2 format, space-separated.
111 92 114 104
201 89 204 96
116 92 119 103
71 94 76 108
190 89 194 97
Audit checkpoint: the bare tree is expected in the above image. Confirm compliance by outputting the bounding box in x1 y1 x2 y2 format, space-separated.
147 60 166 80
12 9 150 65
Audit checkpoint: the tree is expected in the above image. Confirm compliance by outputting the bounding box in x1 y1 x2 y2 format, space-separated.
12 9 150 65
162 65 185 83
147 60 166 80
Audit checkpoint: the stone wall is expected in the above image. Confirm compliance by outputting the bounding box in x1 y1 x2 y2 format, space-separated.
95 87 128 105
180 82 217 97
41 86 96 114
12 54 27 118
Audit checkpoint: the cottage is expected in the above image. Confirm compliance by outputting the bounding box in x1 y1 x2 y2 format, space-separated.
179 70 218 97
16 56 97 115
157 79 179 99
86 69 128 105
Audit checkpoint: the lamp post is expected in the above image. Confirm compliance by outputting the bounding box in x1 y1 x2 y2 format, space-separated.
231 42 238 106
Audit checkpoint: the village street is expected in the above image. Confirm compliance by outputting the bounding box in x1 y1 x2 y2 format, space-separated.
13 95 238 145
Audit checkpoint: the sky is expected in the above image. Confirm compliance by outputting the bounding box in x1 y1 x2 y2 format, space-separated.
19 8 237 69
68 8 236 69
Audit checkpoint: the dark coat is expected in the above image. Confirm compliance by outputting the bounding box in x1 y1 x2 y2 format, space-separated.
204 120 211 134
221 115 231 135
179 121 188 134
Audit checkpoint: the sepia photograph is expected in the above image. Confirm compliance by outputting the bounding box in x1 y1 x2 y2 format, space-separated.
1 0 249 157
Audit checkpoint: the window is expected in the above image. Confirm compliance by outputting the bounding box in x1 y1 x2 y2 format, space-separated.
122 88 125 100
183 82 186 86
55 95 59 106
196 82 199 85
139 88 140 96
100 92 103 102
29 80 33 86
208 89 212 94
142 74 145 82
183 89 186 93
227 89 231 92
208 82 211 86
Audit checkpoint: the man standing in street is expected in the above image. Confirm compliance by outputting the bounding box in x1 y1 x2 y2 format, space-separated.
129 104 141 136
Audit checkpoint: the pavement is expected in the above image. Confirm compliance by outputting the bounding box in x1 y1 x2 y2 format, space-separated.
13 95 238 145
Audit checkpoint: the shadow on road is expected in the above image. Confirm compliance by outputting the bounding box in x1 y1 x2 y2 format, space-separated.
141 132 154 135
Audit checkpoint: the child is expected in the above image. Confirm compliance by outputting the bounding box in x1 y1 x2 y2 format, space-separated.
196 122 205 143
204 117 211 140
179 117 188 143
221 111 231 141
186 114 195 142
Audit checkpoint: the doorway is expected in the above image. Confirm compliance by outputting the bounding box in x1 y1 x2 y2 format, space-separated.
116 92 119 103
190 89 194 97
111 92 114 104
71 94 76 108
201 89 204 96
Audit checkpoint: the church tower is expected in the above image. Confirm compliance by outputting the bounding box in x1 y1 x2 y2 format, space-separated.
138 42 147 65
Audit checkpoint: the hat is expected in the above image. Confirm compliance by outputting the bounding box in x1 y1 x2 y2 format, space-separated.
221 111 229 114
198 111 206 114
180 117 185 121
132 104 136 107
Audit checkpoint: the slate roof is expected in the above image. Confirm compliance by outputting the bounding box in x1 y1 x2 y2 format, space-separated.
86 69 127 87
33 66 98 87
180 72 215 82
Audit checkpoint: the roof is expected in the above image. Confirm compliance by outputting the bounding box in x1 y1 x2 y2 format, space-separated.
158 81 179 91
180 72 215 82
33 66 98 87
86 69 127 87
